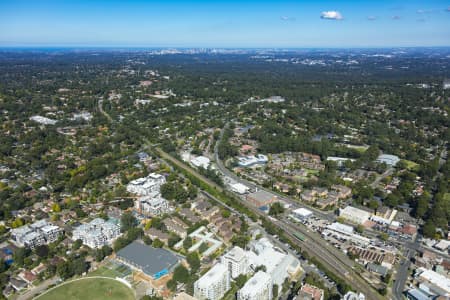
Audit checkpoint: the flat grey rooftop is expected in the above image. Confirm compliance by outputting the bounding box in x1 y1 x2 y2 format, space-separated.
116 241 180 275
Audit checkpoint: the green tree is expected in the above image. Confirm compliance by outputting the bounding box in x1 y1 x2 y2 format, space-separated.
183 236 193 250
35 245 49 258
269 202 285 216
73 239 83 250
173 265 190 283
422 220 436 238
235 274 247 288
121 212 137 232
273 284 279 299
186 252 200 273
152 238 164 248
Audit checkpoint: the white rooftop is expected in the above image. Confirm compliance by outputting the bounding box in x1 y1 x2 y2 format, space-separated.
328 222 354 235
417 268 450 293
197 264 228 287
293 208 313 217
223 246 246 262
239 271 271 296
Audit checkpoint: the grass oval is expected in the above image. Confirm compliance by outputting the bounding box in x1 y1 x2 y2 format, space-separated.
35 277 135 300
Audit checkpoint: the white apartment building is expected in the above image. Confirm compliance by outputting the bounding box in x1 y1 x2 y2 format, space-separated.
126 173 166 196
135 193 170 216
247 238 301 293
220 246 249 278
72 218 121 249
238 271 272 300
194 264 230 300
10 220 62 249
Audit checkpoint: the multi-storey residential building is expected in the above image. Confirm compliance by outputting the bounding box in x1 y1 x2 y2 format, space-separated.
238 271 272 300
10 220 62 249
72 218 120 249
194 264 230 300
126 173 166 196
136 193 170 216
220 246 249 278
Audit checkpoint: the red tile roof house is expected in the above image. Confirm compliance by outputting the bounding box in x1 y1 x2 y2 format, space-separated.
19 270 37 284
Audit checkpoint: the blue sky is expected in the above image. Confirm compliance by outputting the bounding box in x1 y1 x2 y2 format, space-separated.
0 0 449 47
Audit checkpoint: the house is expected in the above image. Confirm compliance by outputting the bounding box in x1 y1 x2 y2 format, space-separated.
145 228 170 244
301 190 315 203
201 207 220 221
10 278 27 291
367 263 388 277
19 270 37 284
298 284 324 300
163 218 188 238
192 200 212 213
179 208 201 224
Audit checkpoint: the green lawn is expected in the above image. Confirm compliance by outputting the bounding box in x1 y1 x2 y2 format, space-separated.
36 277 135 300
401 159 420 171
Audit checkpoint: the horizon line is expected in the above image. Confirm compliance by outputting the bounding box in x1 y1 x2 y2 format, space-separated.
1 45 450 50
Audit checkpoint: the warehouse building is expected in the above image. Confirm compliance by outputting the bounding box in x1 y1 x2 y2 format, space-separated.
116 241 181 280
339 206 371 225
246 190 278 208
291 208 313 221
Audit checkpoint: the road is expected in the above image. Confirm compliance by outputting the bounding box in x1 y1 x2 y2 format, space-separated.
16 277 59 300
393 236 418 300
369 167 394 189
98 99 112 122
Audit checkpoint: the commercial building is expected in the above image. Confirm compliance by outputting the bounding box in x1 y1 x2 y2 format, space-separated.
221 246 249 278
415 267 450 295
10 220 62 249
194 263 230 300
376 154 400 167
238 271 272 300
72 218 120 249
126 173 166 196
116 241 181 280
291 208 313 221
339 206 371 225
230 183 250 194
246 190 277 208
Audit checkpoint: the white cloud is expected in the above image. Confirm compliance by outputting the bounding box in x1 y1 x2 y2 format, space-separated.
447 6 450 12
367 16 377 21
392 15 401 20
320 11 343 20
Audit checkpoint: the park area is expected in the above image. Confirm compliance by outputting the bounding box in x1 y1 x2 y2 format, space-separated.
35 277 135 300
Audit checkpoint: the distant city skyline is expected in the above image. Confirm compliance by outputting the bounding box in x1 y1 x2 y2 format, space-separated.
1 0 450 48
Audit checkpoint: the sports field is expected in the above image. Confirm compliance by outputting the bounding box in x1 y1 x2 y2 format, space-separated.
35 277 135 300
